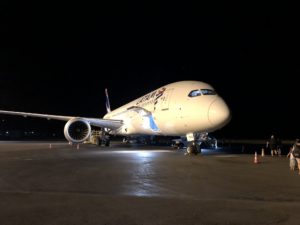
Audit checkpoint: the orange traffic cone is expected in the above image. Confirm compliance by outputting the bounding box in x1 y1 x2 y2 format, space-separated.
254 151 259 164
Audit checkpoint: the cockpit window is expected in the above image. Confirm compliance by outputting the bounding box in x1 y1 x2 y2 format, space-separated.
188 89 217 97
201 89 216 95
188 90 201 97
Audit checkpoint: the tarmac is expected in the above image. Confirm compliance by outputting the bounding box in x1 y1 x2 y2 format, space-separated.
0 141 300 225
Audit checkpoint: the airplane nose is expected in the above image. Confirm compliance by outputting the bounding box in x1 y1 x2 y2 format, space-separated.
208 98 231 127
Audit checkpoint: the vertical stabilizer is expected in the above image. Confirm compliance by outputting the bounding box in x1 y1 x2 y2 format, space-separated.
105 88 111 113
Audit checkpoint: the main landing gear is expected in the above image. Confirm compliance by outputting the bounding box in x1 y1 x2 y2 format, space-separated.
96 130 110 147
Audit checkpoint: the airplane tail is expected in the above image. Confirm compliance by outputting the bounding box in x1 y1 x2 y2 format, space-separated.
105 88 111 113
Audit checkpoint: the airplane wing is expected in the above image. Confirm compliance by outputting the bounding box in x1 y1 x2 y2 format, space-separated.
0 110 123 130
85 118 123 129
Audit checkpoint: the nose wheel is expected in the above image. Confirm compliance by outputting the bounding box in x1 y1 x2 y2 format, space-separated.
186 141 200 155
185 132 204 155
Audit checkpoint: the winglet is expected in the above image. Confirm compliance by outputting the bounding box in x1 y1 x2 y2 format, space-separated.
105 88 111 113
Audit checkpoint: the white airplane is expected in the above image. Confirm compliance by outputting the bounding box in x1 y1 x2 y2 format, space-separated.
0 81 230 153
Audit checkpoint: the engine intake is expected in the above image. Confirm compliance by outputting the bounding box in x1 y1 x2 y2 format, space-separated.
64 118 91 143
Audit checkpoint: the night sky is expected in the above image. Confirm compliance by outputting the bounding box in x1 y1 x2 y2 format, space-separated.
0 3 299 139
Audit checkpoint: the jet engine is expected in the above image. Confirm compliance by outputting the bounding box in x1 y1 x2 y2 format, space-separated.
64 118 91 143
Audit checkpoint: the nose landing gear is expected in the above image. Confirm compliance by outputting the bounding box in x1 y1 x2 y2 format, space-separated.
186 141 200 155
185 132 205 155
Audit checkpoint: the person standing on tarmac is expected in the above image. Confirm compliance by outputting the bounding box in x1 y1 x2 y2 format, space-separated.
292 139 300 175
287 146 297 171
267 135 277 156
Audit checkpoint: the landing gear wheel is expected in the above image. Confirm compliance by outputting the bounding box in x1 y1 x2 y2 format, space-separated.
105 139 110 147
187 142 198 155
96 137 102 146
187 146 193 154
99 129 110 147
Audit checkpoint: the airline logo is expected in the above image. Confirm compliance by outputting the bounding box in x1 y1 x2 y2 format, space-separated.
136 87 166 107
154 87 166 106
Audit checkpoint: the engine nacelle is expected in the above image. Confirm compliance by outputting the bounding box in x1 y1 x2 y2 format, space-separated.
64 118 91 143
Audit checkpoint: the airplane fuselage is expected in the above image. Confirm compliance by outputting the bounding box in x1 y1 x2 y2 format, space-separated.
104 81 230 136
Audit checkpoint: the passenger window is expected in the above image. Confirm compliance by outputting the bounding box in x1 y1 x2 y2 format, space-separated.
188 90 201 97
201 89 216 95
